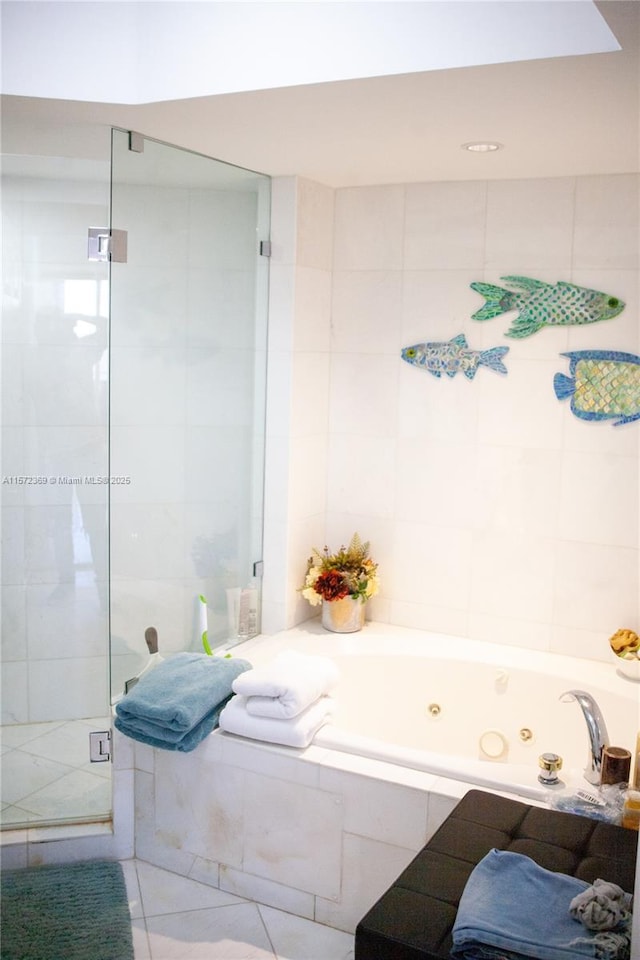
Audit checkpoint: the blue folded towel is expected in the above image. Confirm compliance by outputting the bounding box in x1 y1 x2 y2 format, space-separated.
451 849 631 960
114 653 252 752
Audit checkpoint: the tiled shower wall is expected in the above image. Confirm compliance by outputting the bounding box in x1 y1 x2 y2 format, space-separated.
1 166 111 724
108 178 264 694
273 173 639 663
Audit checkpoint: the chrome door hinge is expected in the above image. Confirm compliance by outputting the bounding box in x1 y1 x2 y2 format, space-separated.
259 240 272 258
88 227 128 263
129 131 145 153
89 729 112 763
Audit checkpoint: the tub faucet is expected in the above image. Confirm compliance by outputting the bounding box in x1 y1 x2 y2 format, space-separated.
559 690 610 785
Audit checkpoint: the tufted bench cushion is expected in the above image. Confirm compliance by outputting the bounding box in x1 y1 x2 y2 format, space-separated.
354 789 638 960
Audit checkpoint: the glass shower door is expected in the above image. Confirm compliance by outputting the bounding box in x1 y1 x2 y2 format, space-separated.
1 146 113 829
108 130 270 698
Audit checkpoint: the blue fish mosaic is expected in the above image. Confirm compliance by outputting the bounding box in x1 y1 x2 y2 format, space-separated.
470 276 625 339
554 350 640 426
401 334 509 380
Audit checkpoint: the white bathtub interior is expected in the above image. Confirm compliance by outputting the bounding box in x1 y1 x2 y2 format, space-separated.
231 620 639 802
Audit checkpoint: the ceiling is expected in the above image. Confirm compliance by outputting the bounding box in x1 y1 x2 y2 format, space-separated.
1 1 638 188
1 1 620 103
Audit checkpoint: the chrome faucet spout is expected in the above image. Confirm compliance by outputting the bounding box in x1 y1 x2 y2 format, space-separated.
559 689 610 785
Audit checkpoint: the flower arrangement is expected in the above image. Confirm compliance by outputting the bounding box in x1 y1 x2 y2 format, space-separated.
301 533 379 606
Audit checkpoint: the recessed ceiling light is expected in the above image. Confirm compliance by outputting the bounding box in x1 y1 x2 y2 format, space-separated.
462 141 503 153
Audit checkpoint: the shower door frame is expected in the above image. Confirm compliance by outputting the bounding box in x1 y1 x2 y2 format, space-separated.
0 126 270 854
107 128 271 701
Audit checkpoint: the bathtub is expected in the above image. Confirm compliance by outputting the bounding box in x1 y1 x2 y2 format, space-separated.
135 619 639 934
226 619 640 803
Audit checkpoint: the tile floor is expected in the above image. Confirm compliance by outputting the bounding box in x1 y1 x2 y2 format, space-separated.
123 859 355 960
2 723 356 956
0 718 112 827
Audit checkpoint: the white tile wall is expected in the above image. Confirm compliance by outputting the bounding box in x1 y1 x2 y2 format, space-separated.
314 832 415 933
573 175 639 271
333 186 404 271
278 171 640 661
262 178 333 632
484 178 575 273
108 171 267 666
1 170 110 727
404 180 486 270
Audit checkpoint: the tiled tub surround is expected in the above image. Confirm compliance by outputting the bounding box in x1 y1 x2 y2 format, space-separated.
267 173 639 661
131 622 639 934
134 714 463 936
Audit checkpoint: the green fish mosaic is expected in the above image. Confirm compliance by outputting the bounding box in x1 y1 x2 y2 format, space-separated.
554 350 640 426
470 276 624 339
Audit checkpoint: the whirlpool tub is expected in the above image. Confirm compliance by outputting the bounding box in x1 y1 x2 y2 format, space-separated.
137 620 640 933
231 619 639 802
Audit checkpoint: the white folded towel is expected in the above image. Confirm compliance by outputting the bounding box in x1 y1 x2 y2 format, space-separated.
219 694 334 748
231 650 340 719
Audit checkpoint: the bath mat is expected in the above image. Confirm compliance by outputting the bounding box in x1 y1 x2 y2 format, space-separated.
0 859 134 960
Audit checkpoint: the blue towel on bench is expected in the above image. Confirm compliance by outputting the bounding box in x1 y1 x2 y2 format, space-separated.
451 849 631 960
114 653 252 752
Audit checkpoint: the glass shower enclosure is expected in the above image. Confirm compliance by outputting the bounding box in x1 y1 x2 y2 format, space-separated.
0 126 270 830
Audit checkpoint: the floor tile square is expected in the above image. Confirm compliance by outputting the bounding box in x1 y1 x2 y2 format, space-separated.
259 905 355 960
145 903 275 959
136 861 249 918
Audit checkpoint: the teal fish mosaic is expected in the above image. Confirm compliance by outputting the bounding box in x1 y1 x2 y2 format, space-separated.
554 350 640 426
470 276 624 339
401 334 509 380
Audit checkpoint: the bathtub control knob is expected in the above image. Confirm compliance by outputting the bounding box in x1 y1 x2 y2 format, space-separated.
538 752 563 785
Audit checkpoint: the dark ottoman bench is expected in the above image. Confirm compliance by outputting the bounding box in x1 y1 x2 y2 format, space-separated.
354 788 638 960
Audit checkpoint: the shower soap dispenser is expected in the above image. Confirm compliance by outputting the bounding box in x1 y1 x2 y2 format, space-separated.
238 579 259 640
246 577 259 638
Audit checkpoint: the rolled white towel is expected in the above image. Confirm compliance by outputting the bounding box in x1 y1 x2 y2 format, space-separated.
219 694 334 748
231 650 340 719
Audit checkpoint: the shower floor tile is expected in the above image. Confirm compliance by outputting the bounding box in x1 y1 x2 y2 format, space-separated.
0 720 66 749
0 717 111 828
17 720 107 769
0 750 72 807
17 768 111 820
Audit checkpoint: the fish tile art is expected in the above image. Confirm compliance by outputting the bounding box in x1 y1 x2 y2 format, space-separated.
470 276 624 339
401 334 509 379
553 350 640 426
